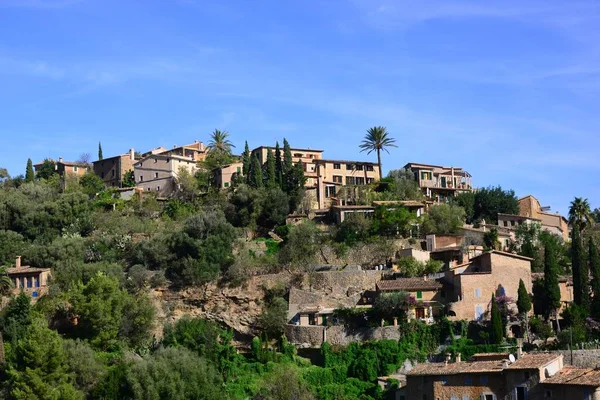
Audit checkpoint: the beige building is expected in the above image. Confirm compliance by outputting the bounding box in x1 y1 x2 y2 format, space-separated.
34 157 90 178
518 195 569 241
446 251 533 321
133 154 198 197
214 162 243 189
376 278 444 323
143 141 207 162
315 159 380 210
403 352 563 400
5 256 51 300
543 366 600 399
403 162 473 203
93 149 136 187
531 272 574 314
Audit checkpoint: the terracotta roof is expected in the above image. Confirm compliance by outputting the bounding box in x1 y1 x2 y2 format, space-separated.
377 278 442 292
407 360 505 375
6 266 51 274
430 246 463 253
471 250 534 262
505 353 560 370
407 353 561 376
544 367 600 386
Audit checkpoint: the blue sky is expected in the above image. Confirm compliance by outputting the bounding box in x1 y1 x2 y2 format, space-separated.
1 0 599 214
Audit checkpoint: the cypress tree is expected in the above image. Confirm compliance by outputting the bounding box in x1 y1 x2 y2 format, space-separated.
489 294 504 344
589 238 600 316
265 149 276 187
242 141 250 180
274 142 283 188
249 153 263 189
572 229 589 309
517 279 531 315
25 158 34 182
544 240 562 327
98 142 103 160
282 138 293 178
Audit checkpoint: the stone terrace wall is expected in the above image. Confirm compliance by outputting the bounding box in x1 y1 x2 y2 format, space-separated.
285 325 401 348
553 349 600 368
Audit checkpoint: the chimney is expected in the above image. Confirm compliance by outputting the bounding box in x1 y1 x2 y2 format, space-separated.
58 157 63 163
516 338 523 359
445 354 451 366
129 148 135 160
423 274 427 281
456 353 461 363
15 256 21 269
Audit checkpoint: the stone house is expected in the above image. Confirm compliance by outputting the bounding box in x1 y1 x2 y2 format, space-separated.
403 162 473 203
5 256 51 300
34 157 90 178
531 272 574 314
445 251 533 321
376 278 445 322
133 154 198 197
518 195 569 241
542 367 600 399
93 148 137 187
143 141 207 162
214 162 243 189
403 352 563 400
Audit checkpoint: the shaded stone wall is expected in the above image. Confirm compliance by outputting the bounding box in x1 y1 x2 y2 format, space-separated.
285 324 401 348
554 349 600 368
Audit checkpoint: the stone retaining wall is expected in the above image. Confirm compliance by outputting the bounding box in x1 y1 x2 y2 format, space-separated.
553 349 600 368
285 324 401 348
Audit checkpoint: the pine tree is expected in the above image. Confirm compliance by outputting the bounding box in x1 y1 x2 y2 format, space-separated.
489 294 504 344
572 229 589 309
248 153 263 189
98 142 103 160
265 149 276 187
25 158 34 182
242 141 250 180
275 142 283 188
589 237 600 317
544 240 562 330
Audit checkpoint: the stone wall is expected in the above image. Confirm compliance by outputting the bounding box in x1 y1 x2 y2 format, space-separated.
285 324 401 348
553 349 600 368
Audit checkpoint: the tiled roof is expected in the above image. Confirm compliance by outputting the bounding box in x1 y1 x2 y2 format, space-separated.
505 353 560 370
544 367 600 386
6 266 51 274
407 360 505 375
377 278 442 292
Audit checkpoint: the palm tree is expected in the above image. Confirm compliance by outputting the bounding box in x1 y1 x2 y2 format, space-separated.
0 266 13 297
569 197 593 232
359 126 397 179
207 129 235 154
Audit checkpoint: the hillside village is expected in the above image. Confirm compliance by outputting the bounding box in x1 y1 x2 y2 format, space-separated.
1 128 600 400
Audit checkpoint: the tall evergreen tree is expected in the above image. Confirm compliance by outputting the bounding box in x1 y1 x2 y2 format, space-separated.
543 239 562 331
589 237 600 317
98 142 103 160
25 158 34 182
248 153 263 189
489 294 504 344
517 278 532 341
282 139 293 177
265 149 276 187
242 141 251 180
274 142 283 188
572 228 589 309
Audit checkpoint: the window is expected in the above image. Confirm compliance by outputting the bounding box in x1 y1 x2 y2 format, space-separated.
415 308 425 319
156 186 160 191
511 220 516 226
416 291 423 299
366 165 374 171
420 171 432 180
224 182 229 188
366 178 374 184
139 176 143 182
155 172 159 178
333 175 343 183
482 395 495 400
333 163 341 169
325 186 336 198
475 305 484 320
480 375 488 385
154 158 158 163
462 396 470 400
475 288 481 298
355 164 364 171
451 396 459 400
20 277 25 288
346 163 353 170
27 278 32 288
293 153 303 158
73 166 78 172
355 177 365 185
503 221 508 227
35 277 40 287
346 176 356 185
